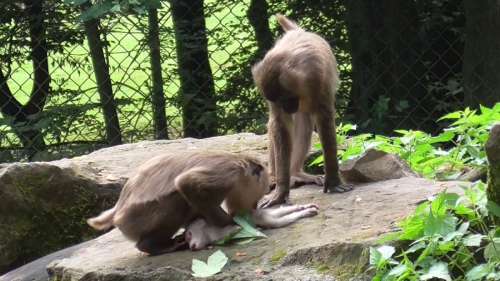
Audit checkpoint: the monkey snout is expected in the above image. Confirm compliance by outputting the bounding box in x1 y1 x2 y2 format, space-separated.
190 243 200 251
185 230 192 241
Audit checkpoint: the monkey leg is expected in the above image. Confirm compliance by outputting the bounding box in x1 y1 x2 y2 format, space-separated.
315 109 354 193
136 229 188 256
259 111 294 208
175 167 234 227
288 112 324 188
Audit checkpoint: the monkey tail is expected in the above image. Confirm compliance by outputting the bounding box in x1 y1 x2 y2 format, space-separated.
276 14 300 31
87 206 116 231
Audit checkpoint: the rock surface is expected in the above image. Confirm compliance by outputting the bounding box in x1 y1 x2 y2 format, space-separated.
2 177 462 281
1 133 448 280
340 149 419 183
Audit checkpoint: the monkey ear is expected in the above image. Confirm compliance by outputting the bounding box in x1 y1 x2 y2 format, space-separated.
251 162 264 177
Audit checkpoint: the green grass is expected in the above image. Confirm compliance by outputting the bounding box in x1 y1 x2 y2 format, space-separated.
0 0 254 148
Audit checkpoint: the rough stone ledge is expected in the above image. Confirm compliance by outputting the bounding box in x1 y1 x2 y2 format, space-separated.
2 177 464 281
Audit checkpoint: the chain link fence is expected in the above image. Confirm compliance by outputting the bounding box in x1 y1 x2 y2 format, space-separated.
0 0 498 163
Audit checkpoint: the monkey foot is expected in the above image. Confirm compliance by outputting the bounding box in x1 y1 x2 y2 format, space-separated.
258 190 290 209
290 172 324 188
324 182 354 193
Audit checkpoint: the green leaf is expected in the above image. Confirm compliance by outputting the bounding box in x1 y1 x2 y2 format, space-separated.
386 263 407 277
463 234 483 247
420 262 451 281
438 111 461 121
465 264 489 281
484 240 500 262
429 131 455 143
191 250 228 278
64 0 89 5
486 200 500 218
378 245 396 260
406 241 426 253
233 214 267 238
424 213 457 237
369 247 383 267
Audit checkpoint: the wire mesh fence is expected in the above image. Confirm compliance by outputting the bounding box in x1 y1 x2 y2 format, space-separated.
0 0 498 163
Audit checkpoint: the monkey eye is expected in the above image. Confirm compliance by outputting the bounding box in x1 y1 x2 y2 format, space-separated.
251 164 263 176
281 97 299 114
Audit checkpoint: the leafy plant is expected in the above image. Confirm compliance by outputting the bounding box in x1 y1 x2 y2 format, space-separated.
311 103 500 180
191 250 228 278
215 213 267 246
369 182 500 280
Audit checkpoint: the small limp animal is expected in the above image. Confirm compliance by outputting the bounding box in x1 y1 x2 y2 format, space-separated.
185 204 319 250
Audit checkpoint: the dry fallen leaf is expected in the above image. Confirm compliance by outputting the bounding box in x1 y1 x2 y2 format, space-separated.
235 252 247 257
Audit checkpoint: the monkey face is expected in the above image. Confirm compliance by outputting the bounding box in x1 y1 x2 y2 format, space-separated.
279 96 299 114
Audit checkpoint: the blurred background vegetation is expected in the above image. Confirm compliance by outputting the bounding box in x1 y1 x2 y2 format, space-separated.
0 0 498 163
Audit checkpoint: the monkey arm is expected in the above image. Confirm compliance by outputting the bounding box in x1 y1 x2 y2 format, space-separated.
175 167 234 227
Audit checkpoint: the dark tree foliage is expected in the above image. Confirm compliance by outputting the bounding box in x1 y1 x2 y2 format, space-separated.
463 0 500 108
0 1 51 159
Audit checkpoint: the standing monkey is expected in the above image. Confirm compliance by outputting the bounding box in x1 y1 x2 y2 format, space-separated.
252 14 353 208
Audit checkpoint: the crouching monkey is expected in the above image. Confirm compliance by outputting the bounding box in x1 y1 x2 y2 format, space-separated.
87 151 318 255
252 14 353 208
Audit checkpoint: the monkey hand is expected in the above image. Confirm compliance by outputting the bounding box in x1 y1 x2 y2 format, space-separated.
323 179 354 193
258 188 290 209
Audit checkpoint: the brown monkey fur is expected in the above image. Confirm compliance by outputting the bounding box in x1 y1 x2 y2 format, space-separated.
252 14 353 208
87 151 269 255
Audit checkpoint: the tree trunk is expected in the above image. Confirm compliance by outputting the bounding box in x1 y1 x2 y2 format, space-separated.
463 0 500 108
345 0 429 134
486 124 500 225
148 8 168 139
171 0 217 138
248 0 274 58
0 0 49 159
81 3 122 145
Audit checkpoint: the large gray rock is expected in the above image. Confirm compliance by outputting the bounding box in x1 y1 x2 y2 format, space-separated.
340 149 419 183
0 133 434 280
0 134 268 274
2 177 463 281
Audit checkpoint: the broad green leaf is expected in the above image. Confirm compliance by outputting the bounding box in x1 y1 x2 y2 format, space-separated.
369 247 383 267
233 214 267 238
424 213 457 237
463 234 483 247
465 264 489 281
64 0 89 5
429 131 455 143
406 241 426 253
420 262 451 281
486 200 500 218
377 245 396 260
484 240 500 262
191 250 228 278
438 111 461 121
387 263 407 277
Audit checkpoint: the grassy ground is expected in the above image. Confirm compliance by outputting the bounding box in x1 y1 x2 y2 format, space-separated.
0 0 253 149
